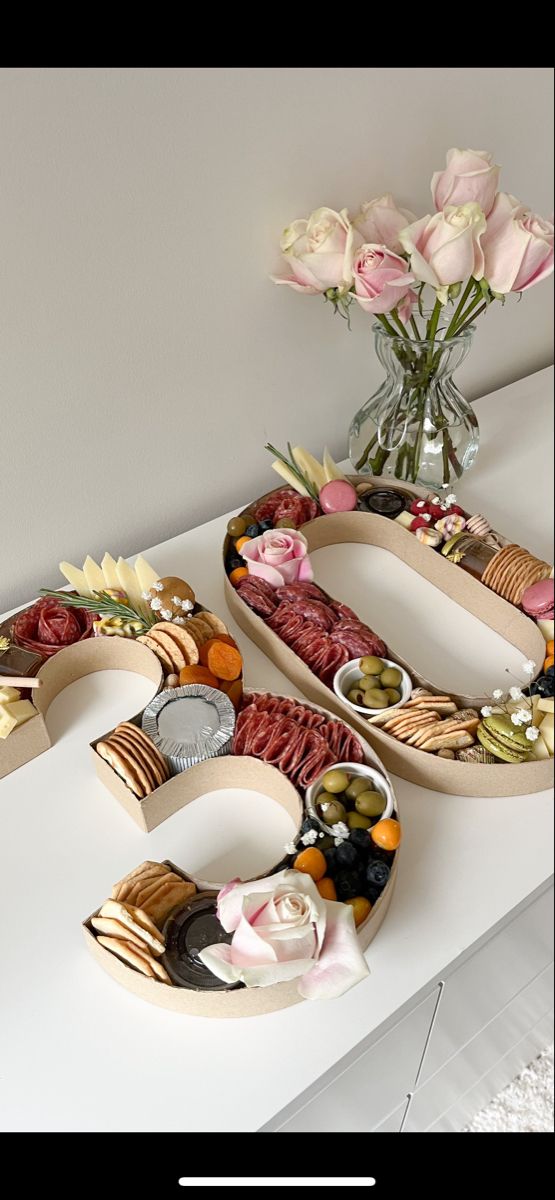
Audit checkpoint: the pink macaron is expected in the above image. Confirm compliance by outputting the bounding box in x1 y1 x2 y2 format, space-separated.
521 578 554 620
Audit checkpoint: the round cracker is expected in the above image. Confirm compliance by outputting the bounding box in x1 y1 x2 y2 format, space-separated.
138 634 174 673
199 610 229 637
111 728 166 788
108 732 158 792
115 723 169 783
97 936 155 977
148 621 199 666
91 916 152 950
96 740 146 798
147 628 185 672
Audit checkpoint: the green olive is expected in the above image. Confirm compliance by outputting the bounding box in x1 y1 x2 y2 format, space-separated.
317 798 346 825
385 687 401 704
347 811 372 829
363 688 390 709
321 769 350 794
318 835 334 850
347 687 367 705
359 655 385 676
359 674 380 690
275 517 296 529
227 516 247 538
380 667 403 689
344 776 370 802
355 790 387 817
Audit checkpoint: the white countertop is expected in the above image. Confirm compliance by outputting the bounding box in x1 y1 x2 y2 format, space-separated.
0 367 553 1133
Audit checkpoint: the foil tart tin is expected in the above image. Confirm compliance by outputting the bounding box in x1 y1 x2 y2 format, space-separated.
141 684 235 774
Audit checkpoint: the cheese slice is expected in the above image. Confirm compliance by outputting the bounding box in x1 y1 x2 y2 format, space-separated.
291 446 327 493
83 556 106 596
538 618 554 643
0 699 36 739
528 731 551 760
0 686 21 704
323 446 347 482
538 697 554 714
116 558 147 618
59 561 89 596
271 460 309 497
134 555 160 594
101 553 121 591
538 712 554 755
395 510 413 530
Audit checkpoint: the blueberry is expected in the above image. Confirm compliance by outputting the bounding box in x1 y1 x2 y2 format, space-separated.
226 554 243 572
546 665 554 678
301 816 321 835
531 673 554 698
324 847 338 870
349 829 372 857
245 523 260 538
335 842 359 868
366 860 390 889
259 519 274 531
334 868 366 901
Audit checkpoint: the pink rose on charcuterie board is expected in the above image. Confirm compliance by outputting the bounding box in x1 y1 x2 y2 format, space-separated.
198 869 369 999
240 528 313 589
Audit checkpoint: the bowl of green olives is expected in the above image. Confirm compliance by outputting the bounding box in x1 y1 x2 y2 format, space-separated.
305 762 395 835
333 656 412 716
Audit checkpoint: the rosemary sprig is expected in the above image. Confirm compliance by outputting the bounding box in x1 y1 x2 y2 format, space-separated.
264 442 321 502
39 588 157 632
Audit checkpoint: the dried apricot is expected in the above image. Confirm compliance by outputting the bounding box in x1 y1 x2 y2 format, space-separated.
370 818 401 851
345 896 372 926
316 876 337 900
206 640 242 681
218 679 243 710
229 567 249 587
179 665 219 688
293 847 327 881
199 635 238 666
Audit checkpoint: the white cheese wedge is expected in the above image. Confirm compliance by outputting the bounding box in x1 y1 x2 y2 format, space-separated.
134 555 160 594
528 731 551 760
271 460 310 497
538 697 554 714
291 446 327 493
537 619 554 643
0 699 36 739
395 510 413 529
83 556 106 595
59 562 89 596
101 553 121 591
0 686 20 703
323 446 347 482
116 558 148 618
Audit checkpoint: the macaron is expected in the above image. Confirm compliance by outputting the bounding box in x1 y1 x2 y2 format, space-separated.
319 479 357 514
477 714 531 763
521 578 554 621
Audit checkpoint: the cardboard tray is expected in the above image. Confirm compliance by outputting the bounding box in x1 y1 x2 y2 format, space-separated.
1 636 163 782
83 691 399 1016
224 482 553 798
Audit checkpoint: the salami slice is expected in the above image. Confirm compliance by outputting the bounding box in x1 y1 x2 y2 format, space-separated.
13 597 95 659
275 582 328 604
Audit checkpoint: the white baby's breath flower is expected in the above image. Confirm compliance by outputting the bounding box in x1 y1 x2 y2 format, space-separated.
333 822 349 844
492 689 504 701
522 660 536 676
284 841 297 855
509 686 523 701
516 708 532 724
172 596 182 606
525 726 540 741
182 599 194 612
150 597 162 611
174 616 186 625
153 581 164 591
445 494 457 505
481 705 493 717
511 712 523 726
300 829 318 846
160 608 173 621
141 591 151 600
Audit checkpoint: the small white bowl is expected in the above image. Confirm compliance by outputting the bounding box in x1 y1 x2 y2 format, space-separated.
333 657 412 717
305 761 395 835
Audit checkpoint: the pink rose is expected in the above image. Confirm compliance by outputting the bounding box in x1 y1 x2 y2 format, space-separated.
271 207 355 294
482 192 554 294
353 244 416 321
240 528 313 588
198 869 369 999
399 202 486 302
431 148 500 217
352 194 417 254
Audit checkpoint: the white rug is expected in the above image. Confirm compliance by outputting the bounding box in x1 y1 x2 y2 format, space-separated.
464 1045 554 1132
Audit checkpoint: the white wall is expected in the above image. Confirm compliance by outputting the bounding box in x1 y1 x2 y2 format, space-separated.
1 67 553 611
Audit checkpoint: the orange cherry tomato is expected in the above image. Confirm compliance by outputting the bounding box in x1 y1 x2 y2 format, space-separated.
229 567 249 587
317 876 337 901
370 817 401 851
546 640 554 657
544 655 554 672
345 896 372 926
235 536 252 553
293 847 327 882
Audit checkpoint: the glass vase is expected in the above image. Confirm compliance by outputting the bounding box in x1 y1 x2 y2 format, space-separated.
349 322 479 490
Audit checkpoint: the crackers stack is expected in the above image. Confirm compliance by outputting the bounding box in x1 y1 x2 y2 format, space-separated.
138 612 229 676
96 721 170 799
370 690 480 754
111 860 196 926
482 544 552 606
91 898 172 983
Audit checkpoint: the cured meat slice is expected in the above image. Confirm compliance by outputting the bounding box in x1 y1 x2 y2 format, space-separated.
13 597 95 659
237 576 277 602
235 584 277 618
329 600 359 622
322 721 364 763
284 599 336 630
275 582 328 604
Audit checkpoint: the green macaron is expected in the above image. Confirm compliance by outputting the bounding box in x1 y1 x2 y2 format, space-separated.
477 714 530 763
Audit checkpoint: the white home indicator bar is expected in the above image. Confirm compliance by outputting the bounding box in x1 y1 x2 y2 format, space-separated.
179 1181 376 1188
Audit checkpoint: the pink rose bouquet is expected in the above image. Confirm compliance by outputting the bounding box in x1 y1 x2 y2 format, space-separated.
240 528 313 588
198 869 369 999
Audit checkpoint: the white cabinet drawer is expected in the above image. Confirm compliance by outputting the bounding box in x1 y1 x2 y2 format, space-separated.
274 987 439 1133
427 1009 554 1132
404 962 553 1131
420 888 553 1084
